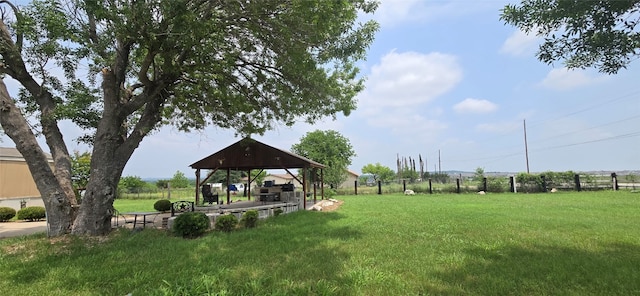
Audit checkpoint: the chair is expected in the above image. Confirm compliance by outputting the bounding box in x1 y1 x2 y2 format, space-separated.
171 200 195 216
202 184 219 205
112 209 129 228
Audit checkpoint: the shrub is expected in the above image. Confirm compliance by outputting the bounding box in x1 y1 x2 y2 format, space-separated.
0 207 17 222
241 210 259 228
487 177 508 193
215 214 238 232
172 212 210 238
273 208 283 217
16 206 46 221
154 199 172 212
325 188 337 199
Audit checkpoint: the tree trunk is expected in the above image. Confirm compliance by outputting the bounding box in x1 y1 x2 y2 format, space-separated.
71 168 120 235
70 66 149 235
0 80 74 236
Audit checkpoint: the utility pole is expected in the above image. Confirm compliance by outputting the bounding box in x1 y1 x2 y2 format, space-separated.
438 149 442 174
523 119 530 174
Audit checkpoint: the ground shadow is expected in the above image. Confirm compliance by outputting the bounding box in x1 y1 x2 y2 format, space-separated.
3 210 363 295
428 242 640 295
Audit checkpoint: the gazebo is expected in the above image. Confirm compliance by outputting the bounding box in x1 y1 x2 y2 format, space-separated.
189 138 325 209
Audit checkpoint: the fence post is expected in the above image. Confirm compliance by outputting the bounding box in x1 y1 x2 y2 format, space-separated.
377 181 382 195
354 180 358 195
611 173 619 191
574 174 581 192
456 178 461 194
541 175 547 192
428 178 433 194
483 177 488 192
509 176 515 193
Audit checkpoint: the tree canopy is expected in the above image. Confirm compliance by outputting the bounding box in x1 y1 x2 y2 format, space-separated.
70 151 91 191
361 163 395 183
169 171 190 188
501 0 640 74
0 0 378 236
291 130 355 188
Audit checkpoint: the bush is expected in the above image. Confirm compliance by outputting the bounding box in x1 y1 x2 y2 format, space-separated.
325 188 337 199
273 208 283 217
0 207 17 222
172 212 210 238
241 210 259 228
215 214 238 232
16 206 46 221
487 177 508 193
154 199 172 212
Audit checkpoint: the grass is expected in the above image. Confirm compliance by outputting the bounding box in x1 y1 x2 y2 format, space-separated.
1 191 639 295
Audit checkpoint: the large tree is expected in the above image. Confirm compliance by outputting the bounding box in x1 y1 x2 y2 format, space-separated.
291 130 356 188
0 0 378 236
501 0 640 74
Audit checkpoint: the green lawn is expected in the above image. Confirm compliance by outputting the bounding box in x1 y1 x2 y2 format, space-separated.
1 191 639 295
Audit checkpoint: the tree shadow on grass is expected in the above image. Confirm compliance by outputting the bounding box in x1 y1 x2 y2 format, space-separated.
427 242 640 295
3 210 364 295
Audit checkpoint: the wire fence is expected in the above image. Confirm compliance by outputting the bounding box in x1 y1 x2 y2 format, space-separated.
338 172 638 195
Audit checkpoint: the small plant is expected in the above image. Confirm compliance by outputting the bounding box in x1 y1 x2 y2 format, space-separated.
241 210 259 228
0 207 17 222
325 188 337 199
273 208 283 216
172 212 210 238
16 206 46 221
154 199 172 212
215 214 238 232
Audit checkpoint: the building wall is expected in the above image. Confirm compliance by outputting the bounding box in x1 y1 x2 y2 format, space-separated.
0 160 42 199
339 171 359 188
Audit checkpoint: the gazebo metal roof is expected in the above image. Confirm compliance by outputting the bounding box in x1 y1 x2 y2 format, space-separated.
190 137 325 170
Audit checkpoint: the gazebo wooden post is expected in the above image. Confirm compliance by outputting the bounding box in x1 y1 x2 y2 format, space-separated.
312 168 318 205
195 169 201 205
302 166 307 209
321 169 324 200
247 169 251 201
226 168 231 204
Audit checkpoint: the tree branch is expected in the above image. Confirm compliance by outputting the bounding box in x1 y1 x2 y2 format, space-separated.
0 15 75 203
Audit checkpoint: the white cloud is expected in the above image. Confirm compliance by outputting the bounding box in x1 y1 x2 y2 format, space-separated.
360 50 462 114
538 68 608 90
374 0 427 26
368 109 448 136
500 29 539 57
453 98 498 114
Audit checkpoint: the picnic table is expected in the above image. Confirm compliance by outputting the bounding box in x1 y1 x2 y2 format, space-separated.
122 211 159 229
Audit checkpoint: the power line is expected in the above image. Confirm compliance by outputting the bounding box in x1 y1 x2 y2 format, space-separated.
528 89 640 128
533 131 640 152
442 130 640 167
531 114 640 144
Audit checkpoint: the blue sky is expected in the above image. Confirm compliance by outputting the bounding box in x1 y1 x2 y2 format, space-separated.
3 0 639 178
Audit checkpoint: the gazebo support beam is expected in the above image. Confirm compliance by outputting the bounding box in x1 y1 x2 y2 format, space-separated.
302 167 307 209
226 168 231 204
195 169 201 205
